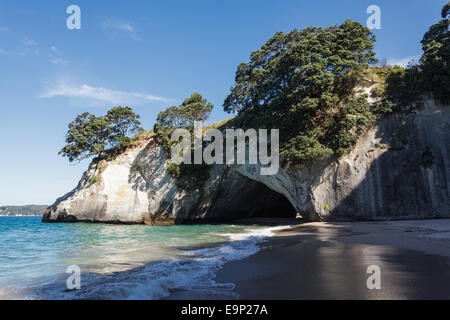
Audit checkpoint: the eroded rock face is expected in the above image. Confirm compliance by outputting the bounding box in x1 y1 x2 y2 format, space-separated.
238 101 450 221
43 138 297 224
43 138 164 224
323 102 450 220
44 102 450 224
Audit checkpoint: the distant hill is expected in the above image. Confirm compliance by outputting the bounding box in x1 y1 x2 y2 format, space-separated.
0 205 48 216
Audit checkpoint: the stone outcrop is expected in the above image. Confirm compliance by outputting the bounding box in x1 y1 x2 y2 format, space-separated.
43 101 450 224
238 100 450 221
43 138 297 224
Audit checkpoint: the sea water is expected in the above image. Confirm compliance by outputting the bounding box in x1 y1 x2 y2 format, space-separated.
0 216 285 299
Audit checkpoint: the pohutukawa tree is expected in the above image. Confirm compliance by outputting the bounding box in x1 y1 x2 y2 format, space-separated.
179 92 214 128
375 2 450 109
59 106 143 162
154 92 213 152
154 93 214 188
223 20 377 164
106 106 144 146
442 2 450 19
420 1 450 104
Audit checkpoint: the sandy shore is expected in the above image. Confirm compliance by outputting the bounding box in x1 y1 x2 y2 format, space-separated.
212 219 450 300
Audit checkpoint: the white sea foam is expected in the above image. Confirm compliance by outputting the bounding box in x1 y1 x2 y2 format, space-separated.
31 225 290 300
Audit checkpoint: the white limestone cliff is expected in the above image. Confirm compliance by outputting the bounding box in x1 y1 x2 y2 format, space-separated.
43 101 450 224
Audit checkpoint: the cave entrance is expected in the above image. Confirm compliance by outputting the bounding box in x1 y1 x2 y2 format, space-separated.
230 176 298 219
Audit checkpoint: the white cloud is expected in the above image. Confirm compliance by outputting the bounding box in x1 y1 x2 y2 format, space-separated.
50 58 68 65
103 21 134 32
0 49 10 55
387 56 420 68
50 46 62 55
130 33 142 41
19 49 39 57
101 18 141 40
19 38 39 56
40 81 173 105
22 38 37 46
49 46 67 64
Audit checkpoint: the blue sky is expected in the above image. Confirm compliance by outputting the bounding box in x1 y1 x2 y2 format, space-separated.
0 0 446 205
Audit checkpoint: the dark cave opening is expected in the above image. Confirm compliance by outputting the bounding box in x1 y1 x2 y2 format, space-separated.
240 181 298 218
198 171 300 223
209 174 298 220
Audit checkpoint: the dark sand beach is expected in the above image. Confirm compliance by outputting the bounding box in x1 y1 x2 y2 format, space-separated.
211 219 450 300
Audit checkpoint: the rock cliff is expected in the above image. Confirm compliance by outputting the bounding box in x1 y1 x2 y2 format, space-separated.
43 100 450 224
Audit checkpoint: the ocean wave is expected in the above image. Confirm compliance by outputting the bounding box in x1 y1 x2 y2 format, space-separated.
27 225 288 300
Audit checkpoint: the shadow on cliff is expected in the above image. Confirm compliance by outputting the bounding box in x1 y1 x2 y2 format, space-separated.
127 139 298 222
328 109 450 220
128 138 163 193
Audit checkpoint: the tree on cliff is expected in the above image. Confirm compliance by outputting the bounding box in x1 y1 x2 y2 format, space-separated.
420 1 450 103
154 93 214 189
106 106 143 146
223 20 377 164
59 106 143 162
442 2 450 19
178 92 214 128
374 2 450 109
154 92 213 152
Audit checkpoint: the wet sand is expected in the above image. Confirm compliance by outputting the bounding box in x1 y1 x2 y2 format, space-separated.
212 219 450 300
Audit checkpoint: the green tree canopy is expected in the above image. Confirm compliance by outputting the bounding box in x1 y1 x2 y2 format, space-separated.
154 93 214 190
59 106 143 162
154 92 213 151
442 2 450 18
420 2 450 103
378 2 450 108
107 106 143 146
179 92 214 128
223 20 377 164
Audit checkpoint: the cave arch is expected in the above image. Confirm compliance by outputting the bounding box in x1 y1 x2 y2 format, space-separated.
206 172 298 220
241 180 298 218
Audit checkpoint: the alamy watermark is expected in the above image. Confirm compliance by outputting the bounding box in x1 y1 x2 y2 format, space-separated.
66 265 81 290
366 265 381 290
366 5 381 30
170 122 280 176
66 5 81 30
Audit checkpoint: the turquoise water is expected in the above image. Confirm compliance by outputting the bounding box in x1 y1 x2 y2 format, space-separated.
0 216 284 299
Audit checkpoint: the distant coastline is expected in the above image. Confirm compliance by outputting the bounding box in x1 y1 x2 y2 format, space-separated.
0 205 48 217
0 215 41 217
